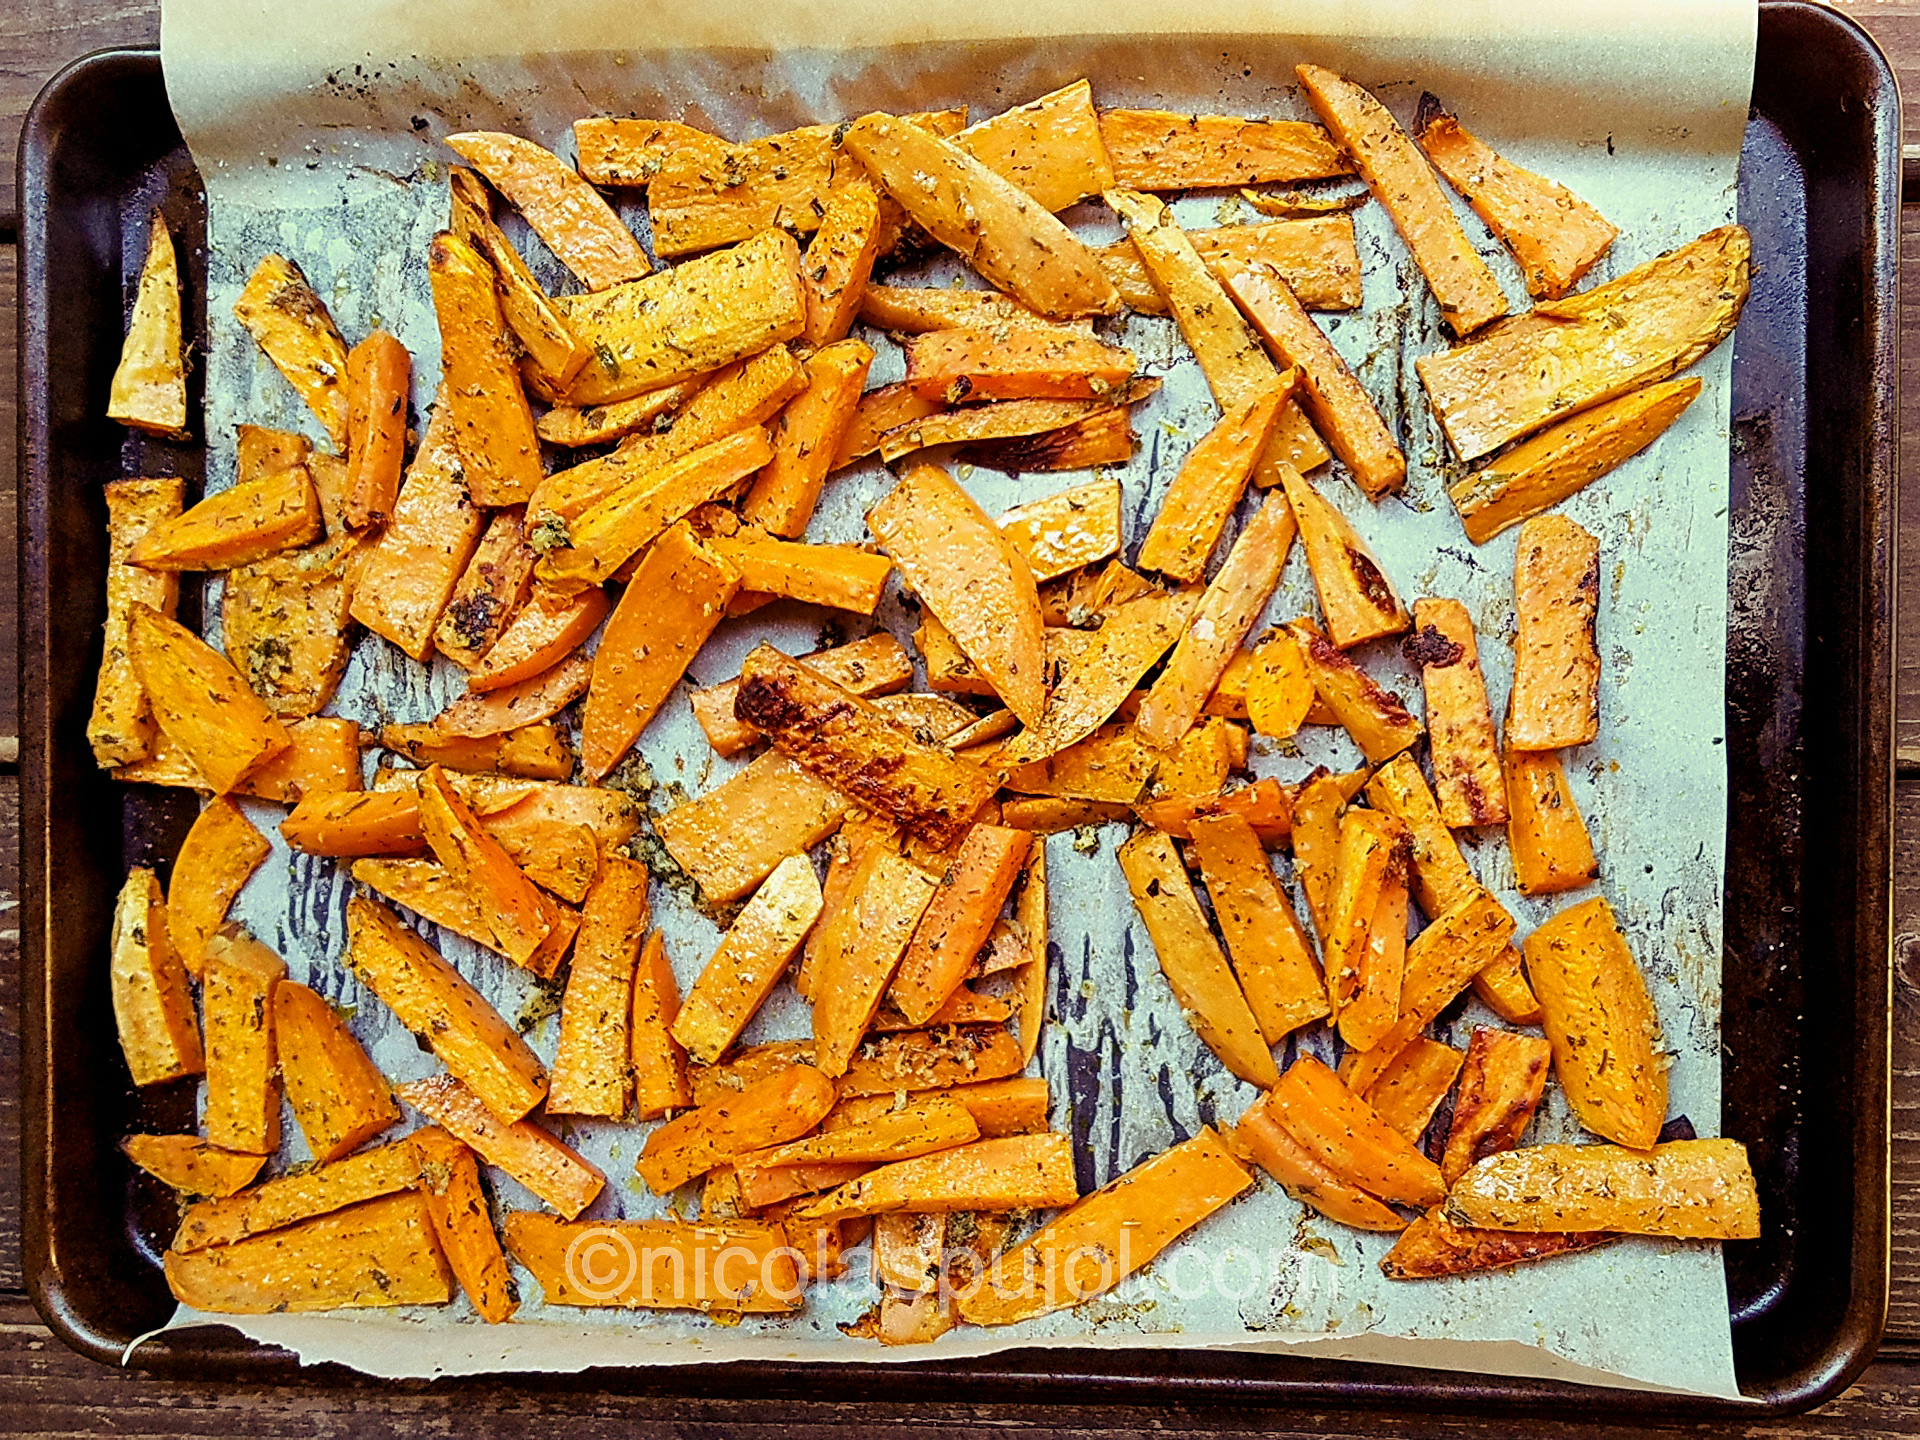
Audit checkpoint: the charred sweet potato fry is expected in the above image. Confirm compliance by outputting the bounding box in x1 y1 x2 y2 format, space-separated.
232 254 351 450
739 340 874 536
1137 377 1293 584
274 980 399 1163
1414 95 1616 300
505 1212 800 1312
1441 1027 1553 1186
843 112 1119 320
1296 65 1506 337
400 1073 606 1220
110 868 203 1086
957 80 1115 212
1278 463 1409 646
1286 621 1422 764
1444 1140 1759 1241
465 582 609 694
433 509 538 671
811 849 941 1076
445 131 650 290
108 210 188 438
342 329 410 529
554 227 806 406
1416 225 1750 461
1507 515 1601 750
164 1192 452 1314
90 478 184 766
638 1063 839 1194
1270 1055 1445 1208
172 1140 422 1252
129 605 291 794
694 633 911 758
1189 813 1329 1043
121 1135 265 1198
348 406 486 663
200 931 287 1155
1504 747 1599 896
344 897 548 1123
1119 829 1277 1087
1380 1207 1610 1281
1219 258 1405 498
127 464 322 571
1405 599 1505 827
1135 491 1297 749
167 798 270 978
1233 1096 1404 1231
428 231 544 507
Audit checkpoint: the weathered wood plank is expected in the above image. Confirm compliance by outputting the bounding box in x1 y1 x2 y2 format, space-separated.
1890 782 1920 1338
1899 207 1920 769
0 246 18 759
0 775 19 1294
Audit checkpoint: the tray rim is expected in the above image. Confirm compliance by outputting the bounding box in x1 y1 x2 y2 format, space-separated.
14 2 1898 1415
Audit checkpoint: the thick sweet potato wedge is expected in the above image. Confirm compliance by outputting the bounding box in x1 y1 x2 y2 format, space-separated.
1325 809 1411 1046
231 254 351 449
90 478 184 766
1232 1097 1404 1231
573 118 726 186
127 465 321 572
657 751 851 903
282 790 425 858
427 231 543 507
166 797 270 978
958 1128 1248 1325
843 112 1119 320
110 867 202 1086
638 1063 839 1194
342 329 410 530
1271 1054 1445 1208
164 1192 452 1313
1504 747 1598 896
129 606 290 794
505 1212 800 1312
810 849 941 1076
546 857 650 1118
1405 599 1505 827
108 210 188 438
1414 95 1616 300
958 81 1114 212
417 765 554 972
632 930 693 1119
1416 225 1750 461
997 477 1123 584
274 980 399 1163
445 131 649 290
1367 1037 1464 1142
1118 829 1277 1087
122 1135 264 1198
1507 515 1601 751
447 167 590 393
344 897 548 1122
1444 1140 1759 1240
1137 377 1292 584
1381 1207 1610 1280
1189 813 1328 1043
410 1127 517 1322
401 1073 605 1220
1361 754 1478 922
199 931 286 1155
1278 463 1409 647
1440 1026 1553 1187
902 328 1135 405
1296 65 1506 337
173 1141 421 1253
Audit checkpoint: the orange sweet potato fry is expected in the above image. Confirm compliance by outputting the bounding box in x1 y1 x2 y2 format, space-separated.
274 981 399 1163
694 633 912 758
109 210 188 438
672 855 824 1065
703 531 892 615
834 382 945 469
417 765 554 972
742 1096 980 1181
638 1063 839 1194
1232 1097 1404 1231
231 254 351 449
1286 622 1422 765
546 856 651 1118
379 722 572 781
171 1140 422 1253
1366 1036 1465 1142
1010 845 1048 1065
796 1133 1079 1222
888 825 1032 1028
1380 1207 1611 1281
1189 813 1328 1043
1325 809 1411 1045
282 790 426 857
465 582 609 694
738 339 874 536
856 286 1090 338
657 751 851 904
901 328 1135 404
430 653 593 741
1136 376 1293 584
1407 598 1506 827
1097 109 1351 189
1269 1054 1445 1208
126 465 321 572
433 508 539 671
427 231 543 507
1441 1026 1554 1187
834 1025 1025 1099
411 1126 517 1322
343 329 410 530
166 797 270 978
400 1073 605 1220
1473 945 1545 1027
811 849 941 1076
129 606 291 794
958 80 1115 212
445 131 650 291
1135 774 1300 848
447 167 591 395
572 117 727 187
1504 747 1599 896
1278 463 1409 647
1507 515 1601 751
121 1135 265 1198
800 185 885 349
632 930 694 1120
199 931 287 1156
504 1212 800 1312
109 868 203 1087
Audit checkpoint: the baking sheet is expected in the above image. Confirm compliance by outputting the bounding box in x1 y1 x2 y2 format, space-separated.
150 0 1754 1397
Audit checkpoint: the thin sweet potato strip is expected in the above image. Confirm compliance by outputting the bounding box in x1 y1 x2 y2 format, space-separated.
400 1073 606 1220
1443 1140 1759 1241
1506 515 1601 751
445 131 650 290
1137 376 1293 584
1189 813 1328 1043
428 231 544 507
90 478 183 766
811 848 941 1076
1405 599 1506 828
109 210 188 438
674 855 824 1064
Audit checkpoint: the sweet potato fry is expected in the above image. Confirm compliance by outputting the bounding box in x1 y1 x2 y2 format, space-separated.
1240 630 1315 742
1326 809 1410 1046
282 791 425 858
1414 95 1616 300
657 751 850 904
735 644 997 848
199 931 286 1155
1405 599 1505 827
632 930 693 1120
1283 464 1411 647
417 765 553 970
1507 516 1601 751
797 1133 1077 1222
1523 895 1667 1150
810 849 941 1076
856 286 1090 338
553 227 806 406
1473 946 1545 1027
996 478 1122 584
1286 621 1421 764
835 1025 1025 1099
1296 65 1506 337
1138 377 1293 583
958 1128 1248 1325
1287 770 1349 940
1341 891 1515 1093
1361 754 1478 922
109 210 188 437
409 1126 517 1323
1450 377 1701 544
425 233 542 509
122 1135 265 1198
1417 225 1750 461
799 184 885 349
505 1213 800 1312
447 167 591 393
573 117 727 186
829 1076 1052 1140
1220 258 1406 498
1118 829 1277 1087
343 897 548 1122
843 112 1119 320
1271 1055 1444 1208
213 716 362 806
745 1096 980 1181
996 797 1131 834
1367 1037 1464 1142
127 465 321 572
1010 847 1048 1065
401 1073 605 1220
1444 1140 1759 1241
164 1192 452 1314
342 329 409 529
1232 1096 1404 1231
1380 1208 1611 1281
1189 814 1328 1043
129 606 290 794
672 855 823 1065
273 981 398 1163
173 1140 421 1253
164 797 270 979
638 1063 839 1194
1134 490 1296 749
431 654 592 741
90 479 184 766
1504 747 1598 895
1096 217 1363 314
110 868 202 1086
959 81 1115 212
546 857 650 1118
888 825 1032 1027
1135 774 1299 848
232 254 351 449
695 633 911 758
1440 1027 1553 1187
445 131 649 290
1002 722 1156 805
380 722 572 781
348 406 486 662
465 582 608 695
1099 109 1350 190
534 377 701 449
902 328 1135 405
703 531 891 615
738 339 874 536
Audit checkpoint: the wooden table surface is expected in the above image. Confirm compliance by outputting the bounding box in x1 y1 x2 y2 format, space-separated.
2 2 1917 1433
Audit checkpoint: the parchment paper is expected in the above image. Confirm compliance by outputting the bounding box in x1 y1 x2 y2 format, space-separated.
153 0 1756 1397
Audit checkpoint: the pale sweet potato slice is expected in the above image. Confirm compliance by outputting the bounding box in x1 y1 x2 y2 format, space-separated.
957 1129 1248 1324
958 81 1115 212
1416 225 1750 461
428 231 544 507
90 478 183 766
110 867 202 1086
127 465 321 571
810 849 941 1077
1098 110 1351 189
632 930 693 1119
738 339 874 537
1189 814 1327 1043
504 1212 800 1312
796 1133 1079 1222
1504 747 1599 896
1414 95 1616 300
200 931 287 1155
129 606 291 794
1118 829 1276 1087
1278 463 1409 647
274 981 399 1163
998 478 1122 584
573 117 727 187
121 1135 264 1198
1406 599 1506 827
445 131 650 290
842 112 1119 320
400 1073 605 1220
1137 377 1293 583
1096 216 1362 314
657 751 851 904
1444 1140 1759 1240
835 1025 1024 1099
1507 515 1601 750
1296 65 1506 338
638 1063 838 1194
108 210 188 438
232 254 351 449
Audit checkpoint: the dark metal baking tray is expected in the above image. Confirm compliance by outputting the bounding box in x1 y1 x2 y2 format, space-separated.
17 0 1897 1414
